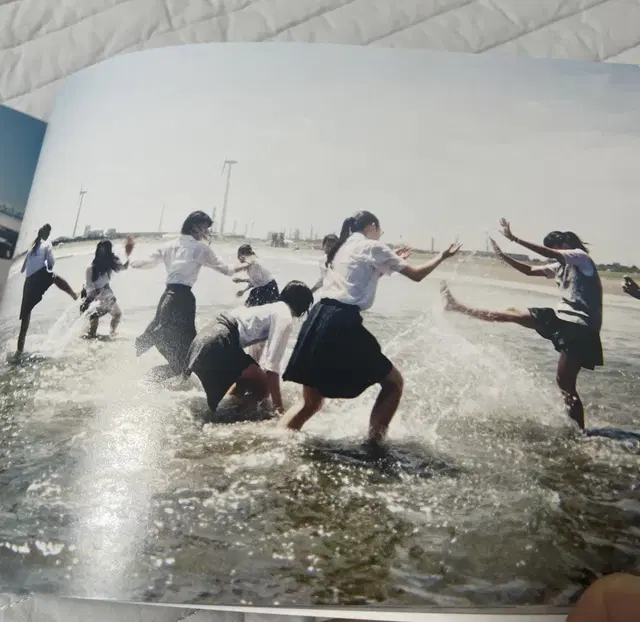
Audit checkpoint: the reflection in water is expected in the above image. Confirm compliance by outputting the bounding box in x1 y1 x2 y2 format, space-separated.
0 241 638 606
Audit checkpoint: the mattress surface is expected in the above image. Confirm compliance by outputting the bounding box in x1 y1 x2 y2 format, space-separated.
0 0 638 620
2 0 640 121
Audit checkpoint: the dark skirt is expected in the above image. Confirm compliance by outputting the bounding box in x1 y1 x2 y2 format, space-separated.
135 284 196 373
529 307 604 370
20 267 55 321
246 279 279 307
282 298 393 399
80 286 117 319
185 315 256 412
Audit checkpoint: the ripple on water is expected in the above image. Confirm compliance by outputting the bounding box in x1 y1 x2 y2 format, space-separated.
0 250 639 605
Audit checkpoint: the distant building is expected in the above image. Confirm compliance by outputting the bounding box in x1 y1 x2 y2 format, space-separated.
106 228 117 238
0 201 24 221
84 225 91 237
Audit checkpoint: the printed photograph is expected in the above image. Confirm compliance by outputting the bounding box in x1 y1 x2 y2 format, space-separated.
1 43 639 608
0 105 46 290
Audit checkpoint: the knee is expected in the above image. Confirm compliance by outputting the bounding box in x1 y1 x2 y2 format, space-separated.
556 375 575 394
382 366 404 394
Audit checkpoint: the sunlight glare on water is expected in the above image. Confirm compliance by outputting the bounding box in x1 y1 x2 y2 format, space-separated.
0 239 638 606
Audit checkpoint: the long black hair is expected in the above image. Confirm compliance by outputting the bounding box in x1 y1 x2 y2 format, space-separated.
543 230 589 253
322 234 338 267
326 211 380 267
91 239 124 282
29 224 51 254
279 280 314 317
181 211 213 236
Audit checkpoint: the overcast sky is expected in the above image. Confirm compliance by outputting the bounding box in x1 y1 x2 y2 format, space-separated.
0 106 46 217
16 43 640 264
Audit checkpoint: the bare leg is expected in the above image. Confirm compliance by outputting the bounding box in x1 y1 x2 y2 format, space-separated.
109 310 122 336
16 313 31 354
278 386 325 430
234 364 269 411
53 275 78 301
556 352 585 429
369 366 404 444
227 382 242 397
87 317 99 338
441 281 536 328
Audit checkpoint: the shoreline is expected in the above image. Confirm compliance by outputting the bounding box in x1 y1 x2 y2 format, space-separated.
13 235 633 297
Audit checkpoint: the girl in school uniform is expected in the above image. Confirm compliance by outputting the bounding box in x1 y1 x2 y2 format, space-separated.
232 244 280 307
184 280 313 417
17 224 78 355
130 211 234 376
441 218 603 430
80 237 135 338
278 210 461 445
311 234 338 294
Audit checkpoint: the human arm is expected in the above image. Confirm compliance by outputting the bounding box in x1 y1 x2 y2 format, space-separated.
44 244 55 271
129 247 164 269
393 243 462 283
623 276 640 300
312 263 328 293
202 245 234 276
498 218 567 262
84 265 93 292
260 309 294 412
265 371 284 413
489 238 554 278
115 236 135 271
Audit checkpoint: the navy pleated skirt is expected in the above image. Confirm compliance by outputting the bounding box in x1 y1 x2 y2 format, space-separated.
283 298 392 399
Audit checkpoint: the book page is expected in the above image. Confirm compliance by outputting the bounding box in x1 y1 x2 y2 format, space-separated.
0 105 46 297
0 43 638 615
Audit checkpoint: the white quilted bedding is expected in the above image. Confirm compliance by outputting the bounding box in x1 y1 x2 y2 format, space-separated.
2 0 640 122
0 1 638 621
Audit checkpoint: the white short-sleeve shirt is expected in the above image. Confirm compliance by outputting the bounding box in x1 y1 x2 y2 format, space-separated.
130 235 232 286
24 241 55 277
245 259 274 288
230 301 294 374
320 232 408 310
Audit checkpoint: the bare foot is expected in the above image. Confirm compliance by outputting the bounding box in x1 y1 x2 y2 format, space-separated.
440 281 459 312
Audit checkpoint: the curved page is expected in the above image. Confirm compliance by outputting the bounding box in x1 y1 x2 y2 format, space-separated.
0 43 638 618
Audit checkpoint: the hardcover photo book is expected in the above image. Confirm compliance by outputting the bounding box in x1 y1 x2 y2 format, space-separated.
0 42 638 618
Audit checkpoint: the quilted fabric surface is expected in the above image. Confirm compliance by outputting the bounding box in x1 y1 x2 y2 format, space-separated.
2 0 640 121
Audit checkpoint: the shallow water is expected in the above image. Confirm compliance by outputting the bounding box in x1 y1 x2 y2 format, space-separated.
0 240 639 607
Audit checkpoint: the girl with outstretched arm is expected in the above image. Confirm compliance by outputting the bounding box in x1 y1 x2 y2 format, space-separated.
441 218 603 430
278 210 461 446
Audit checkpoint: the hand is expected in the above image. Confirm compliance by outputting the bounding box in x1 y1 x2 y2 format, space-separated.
236 290 245 298
395 246 412 260
567 572 640 622
489 237 503 256
232 277 243 283
125 235 135 256
499 218 515 241
623 276 640 299
441 242 462 259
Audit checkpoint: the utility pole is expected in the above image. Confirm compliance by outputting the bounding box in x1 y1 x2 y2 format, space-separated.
219 159 238 236
159 204 165 233
72 187 88 238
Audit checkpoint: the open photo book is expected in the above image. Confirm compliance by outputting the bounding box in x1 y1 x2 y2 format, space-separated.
0 42 639 617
